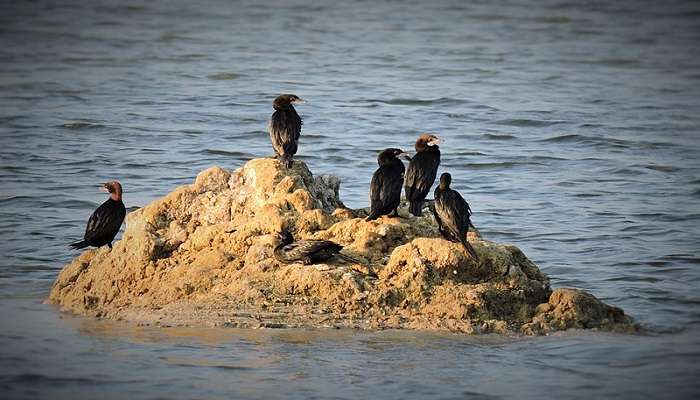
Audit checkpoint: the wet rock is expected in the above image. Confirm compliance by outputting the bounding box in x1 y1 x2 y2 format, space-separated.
522 288 637 334
48 158 635 335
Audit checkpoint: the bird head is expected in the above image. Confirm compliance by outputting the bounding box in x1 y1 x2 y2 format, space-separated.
438 172 452 190
273 94 306 110
377 148 410 165
100 181 123 200
276 230 295 246
415 133 441 151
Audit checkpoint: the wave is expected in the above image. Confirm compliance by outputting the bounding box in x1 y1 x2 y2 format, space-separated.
462 161 531 170
537 134 645 149
639 164 681 173
368 97 468 106
207 72 245 80
532 16 572 23
482 133 516 140
58 121 106 130
494 119 566 127
0 195 38 205
202 149 257 158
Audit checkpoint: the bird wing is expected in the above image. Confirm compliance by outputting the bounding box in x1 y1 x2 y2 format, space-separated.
84 200 126 243
431 195 446 233
453 190 473 230
404 152 440 201
370 165 404 206
283 240 339 258
269 110 302 156
434 190 466 240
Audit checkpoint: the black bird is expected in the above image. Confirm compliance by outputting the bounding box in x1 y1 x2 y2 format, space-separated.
366 148 408 220
69 181 126 250
273 231 357 265
269 94 305 168
404 133 441 216
432 173 478 260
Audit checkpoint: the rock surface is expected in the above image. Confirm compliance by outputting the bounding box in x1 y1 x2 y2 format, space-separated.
48 159 636 334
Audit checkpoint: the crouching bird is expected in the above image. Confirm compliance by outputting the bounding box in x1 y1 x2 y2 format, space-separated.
404 133 441 216
366 148 409 221
432 173 479 260
273 231 358 265
69 181 126 250
269 94 305 168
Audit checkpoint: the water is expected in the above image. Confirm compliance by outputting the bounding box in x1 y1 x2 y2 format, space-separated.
1 0 699 398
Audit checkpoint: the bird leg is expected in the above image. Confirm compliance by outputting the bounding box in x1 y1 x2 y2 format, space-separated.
390 209 407 219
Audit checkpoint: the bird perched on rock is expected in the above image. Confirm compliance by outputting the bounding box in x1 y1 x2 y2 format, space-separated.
269 94 305 168
69 181 126 250
404 133 441 216
273 231 358 265
366 148 409 221
432 173 478 260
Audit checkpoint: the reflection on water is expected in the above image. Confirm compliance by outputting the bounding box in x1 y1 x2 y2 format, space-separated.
1 0 700 398
1 299 699 400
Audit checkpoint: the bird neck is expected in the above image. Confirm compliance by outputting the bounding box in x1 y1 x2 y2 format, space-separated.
377 154 397 166
416 144 439 153
274 104 295 112
277 234 294 247
110 192 122 201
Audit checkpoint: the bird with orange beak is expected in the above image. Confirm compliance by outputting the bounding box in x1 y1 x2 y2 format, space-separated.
404 133 441 216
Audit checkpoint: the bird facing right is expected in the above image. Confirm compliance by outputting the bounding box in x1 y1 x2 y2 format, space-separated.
269 94 305 168
432 172 479 260
69 181 126 250
404 133 441 216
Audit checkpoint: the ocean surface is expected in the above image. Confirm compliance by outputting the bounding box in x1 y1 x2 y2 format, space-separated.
1 0 699 398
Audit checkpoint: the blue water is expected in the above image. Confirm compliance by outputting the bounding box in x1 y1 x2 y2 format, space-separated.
1 0 699 398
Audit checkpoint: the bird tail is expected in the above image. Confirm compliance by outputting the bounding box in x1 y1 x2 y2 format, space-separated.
69 240 88 249
460 238 479 261
336 252 361 264
365 211 379 221
409 201 423 216
281 156 294 169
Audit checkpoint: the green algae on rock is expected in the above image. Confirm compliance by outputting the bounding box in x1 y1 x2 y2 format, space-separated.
48 158 636 334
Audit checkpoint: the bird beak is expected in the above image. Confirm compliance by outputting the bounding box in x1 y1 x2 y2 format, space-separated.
292 98 307 104
428 137 441 146
399 151 412 161
99 184 109 193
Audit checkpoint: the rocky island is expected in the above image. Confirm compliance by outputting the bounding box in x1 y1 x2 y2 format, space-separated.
48 159 636 335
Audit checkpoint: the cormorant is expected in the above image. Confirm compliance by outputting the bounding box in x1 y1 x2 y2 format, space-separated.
366 148 408 221
69 181 126 249
273 231 357 265
404 133 441 216
269 94 305 168
432 173 478 260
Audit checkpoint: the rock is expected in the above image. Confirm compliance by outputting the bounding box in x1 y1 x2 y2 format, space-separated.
521 288 636 334
47 158 636 335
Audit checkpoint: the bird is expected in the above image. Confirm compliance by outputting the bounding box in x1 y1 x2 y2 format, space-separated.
273 231 358 265
404 133 441 216
432 172 478 260
69 181 126 250
366 148 409 221
269 94 305 168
